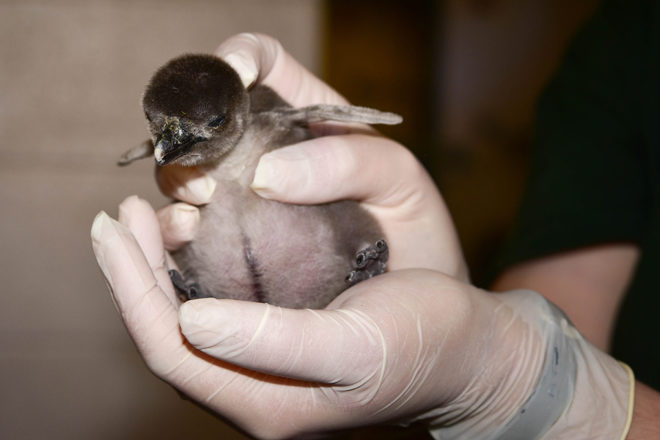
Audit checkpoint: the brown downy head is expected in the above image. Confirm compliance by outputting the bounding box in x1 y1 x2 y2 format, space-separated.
142 54 249 166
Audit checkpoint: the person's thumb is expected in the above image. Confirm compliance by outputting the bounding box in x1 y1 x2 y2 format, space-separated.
178 296 385 386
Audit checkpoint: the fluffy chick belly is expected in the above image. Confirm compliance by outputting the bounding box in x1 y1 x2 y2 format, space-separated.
237 200 350 308
178 217 254 301
183 194 349 308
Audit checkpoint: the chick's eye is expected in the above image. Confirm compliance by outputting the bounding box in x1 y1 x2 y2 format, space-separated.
208 115 226 128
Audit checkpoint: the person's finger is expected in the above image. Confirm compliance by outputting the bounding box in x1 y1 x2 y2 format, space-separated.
91 212 345 438
117 196 178 305
177 269 475 393
215 32 349 107
250 134 414 205
156 164 217 205
156 203 200 251
91 211 190 376
176 271 454 387
179 299 383 386
250 134 467 278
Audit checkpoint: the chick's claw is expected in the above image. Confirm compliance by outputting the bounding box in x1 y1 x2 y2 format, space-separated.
169 269 207 300
345 239 389 287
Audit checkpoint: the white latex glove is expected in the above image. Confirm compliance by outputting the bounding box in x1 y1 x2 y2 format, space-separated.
91 33 634 439
91 197 632 439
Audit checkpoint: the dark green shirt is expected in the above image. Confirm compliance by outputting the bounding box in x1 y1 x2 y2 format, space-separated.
496 0 660 389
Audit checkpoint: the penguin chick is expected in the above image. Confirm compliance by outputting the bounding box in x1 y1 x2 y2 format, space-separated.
120 54 402 309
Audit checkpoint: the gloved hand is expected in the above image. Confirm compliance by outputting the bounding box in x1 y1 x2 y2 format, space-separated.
91 33 634 439
91 197 632 439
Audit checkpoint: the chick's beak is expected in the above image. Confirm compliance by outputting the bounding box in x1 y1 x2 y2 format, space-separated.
154 121 207 166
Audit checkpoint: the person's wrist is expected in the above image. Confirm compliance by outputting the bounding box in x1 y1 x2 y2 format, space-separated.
486 291 632 440
424 290 550 439
541 336 633 439
490 292 577 440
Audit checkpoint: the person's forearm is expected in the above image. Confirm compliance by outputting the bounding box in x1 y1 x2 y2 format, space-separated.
626 381 660 439
492 244 639 351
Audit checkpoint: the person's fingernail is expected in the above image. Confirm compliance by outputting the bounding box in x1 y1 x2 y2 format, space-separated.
250 154 279 198
172 203 199 223
251 147 309 197
171 203 200 232
178 299 228 343
177 174 216 204
178 301 200 325
223 53 258 88
91 211 116 291
159 204 200 251
117 195 142 225
92 211 157 312
178 300 219 332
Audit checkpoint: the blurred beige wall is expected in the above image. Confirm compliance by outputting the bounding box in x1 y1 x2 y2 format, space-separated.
0 1 321 438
